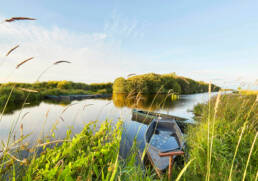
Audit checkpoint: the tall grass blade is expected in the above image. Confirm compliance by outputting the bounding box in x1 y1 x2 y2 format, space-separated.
209 91 221 176
0 85 15 123
175 158 195 181
206 82 211 181
228 122 247 181
242 132 257 181
110 154 119 181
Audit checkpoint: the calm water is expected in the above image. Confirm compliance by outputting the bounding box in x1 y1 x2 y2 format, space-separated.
0 92 218 152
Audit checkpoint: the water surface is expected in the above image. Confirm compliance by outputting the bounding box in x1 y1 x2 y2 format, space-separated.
0 92 218 152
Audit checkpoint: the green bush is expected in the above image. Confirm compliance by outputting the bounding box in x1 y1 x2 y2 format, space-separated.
0 86 25 106
23 121 122 180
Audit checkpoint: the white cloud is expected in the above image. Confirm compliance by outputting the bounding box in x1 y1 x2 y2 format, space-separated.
0 17 143 83
0 16 256 90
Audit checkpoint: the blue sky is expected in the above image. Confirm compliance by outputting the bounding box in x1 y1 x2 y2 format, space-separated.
0 0 257 89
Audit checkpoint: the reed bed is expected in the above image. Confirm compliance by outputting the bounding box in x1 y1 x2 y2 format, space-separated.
180 94 258 181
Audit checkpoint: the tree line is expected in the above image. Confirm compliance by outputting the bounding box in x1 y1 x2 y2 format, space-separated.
0 81 113 112
113 73 220 94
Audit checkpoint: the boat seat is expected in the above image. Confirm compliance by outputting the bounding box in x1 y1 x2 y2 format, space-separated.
150 132 180 153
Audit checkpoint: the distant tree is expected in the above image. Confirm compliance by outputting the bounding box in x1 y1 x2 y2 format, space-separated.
113 73 220 94
113 77 128 93
57 81 72 89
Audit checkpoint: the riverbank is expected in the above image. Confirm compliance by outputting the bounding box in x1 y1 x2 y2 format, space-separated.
180 93 257 180
44 94 112 102
0 91 256 180
0 81 113 113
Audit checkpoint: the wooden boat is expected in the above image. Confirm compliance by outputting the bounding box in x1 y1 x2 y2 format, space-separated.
132 109 194 133
144 119 185 178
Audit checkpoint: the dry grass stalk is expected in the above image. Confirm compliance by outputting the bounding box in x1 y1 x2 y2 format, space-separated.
242 132 257 181
35 140 71 148
61 103 78 114
36 60 71 81
45 109 50 118
105 102 111 106
21 112 30 120
209 91 221 178
16 57 34 69
20 124 23 137
6 152 23 163
214 91 221 117
18 87 38 93
206 81 212 181
127 73 136 77
53 60 71 65
228 122 247 181
55 159 64 168
208 82 211 93
83 104 93 110
59 116 65 122
5 17 36 22
6 45 19 56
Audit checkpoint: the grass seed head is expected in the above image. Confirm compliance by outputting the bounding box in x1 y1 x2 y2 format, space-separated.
5 17 36 22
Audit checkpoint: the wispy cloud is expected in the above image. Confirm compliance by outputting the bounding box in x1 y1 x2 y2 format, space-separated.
0 15 143 83
0 15 256 89
104 10 142 40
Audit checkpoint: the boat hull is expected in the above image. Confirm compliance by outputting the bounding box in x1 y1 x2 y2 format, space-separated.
144 119 184 174
132 109 193 133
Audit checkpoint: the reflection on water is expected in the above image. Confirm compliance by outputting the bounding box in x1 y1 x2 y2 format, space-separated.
0 92 218 152
0 101 41 115
113 93 179 111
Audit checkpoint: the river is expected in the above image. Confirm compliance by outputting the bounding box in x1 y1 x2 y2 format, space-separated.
0 92 218 153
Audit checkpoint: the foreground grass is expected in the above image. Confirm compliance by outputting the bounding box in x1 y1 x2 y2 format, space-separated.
24 121 122 180
0 120 158 181
1 93 257 180
239 90 258 95
185 94 257 181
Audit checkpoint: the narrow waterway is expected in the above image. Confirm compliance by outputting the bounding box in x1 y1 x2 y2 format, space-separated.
0 92 218 153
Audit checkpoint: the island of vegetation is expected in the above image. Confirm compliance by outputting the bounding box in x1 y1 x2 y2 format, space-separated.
0 73 221 113
113 73 220 94
0 81 112 112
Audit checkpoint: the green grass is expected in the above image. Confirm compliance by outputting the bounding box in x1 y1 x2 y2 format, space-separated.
24 120 122 180
0 120 159 181
239 90 258 95
0 81 113 113
181 94 257 181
